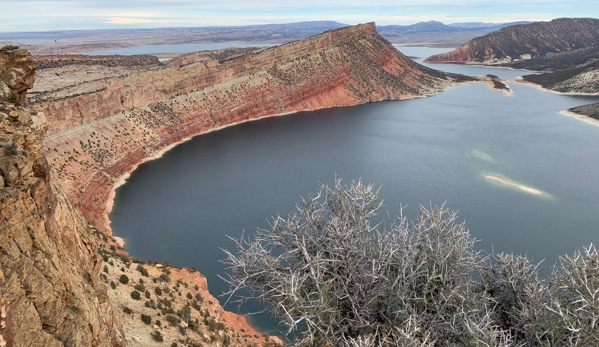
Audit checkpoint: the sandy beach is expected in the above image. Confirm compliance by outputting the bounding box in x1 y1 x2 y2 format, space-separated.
513 78 599 96
560 110 599 128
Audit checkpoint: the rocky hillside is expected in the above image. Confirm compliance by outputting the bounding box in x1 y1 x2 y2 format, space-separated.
425 18 599 65
0 47 126 347
34 54 161 69
32 23 475 234
567 102 599 120
94 237 281 347
520 60 599 94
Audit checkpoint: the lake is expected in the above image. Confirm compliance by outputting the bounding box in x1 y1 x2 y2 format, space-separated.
109 46 599 334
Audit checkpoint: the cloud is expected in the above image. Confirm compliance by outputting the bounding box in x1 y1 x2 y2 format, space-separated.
0 0 597 32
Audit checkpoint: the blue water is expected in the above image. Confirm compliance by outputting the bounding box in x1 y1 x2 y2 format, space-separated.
109 46 599 335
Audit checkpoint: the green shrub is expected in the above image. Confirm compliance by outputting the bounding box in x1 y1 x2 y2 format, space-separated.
119 274 129 284
130 290 141 300
3 144 18 156
141 314 152 325
110 281 116 290
186 292 192 300
191 300 201 311
123 306 132 314
154 287 162 296
150 331 163 342
165 315 180 327
136 264 149 277
145 290 151 299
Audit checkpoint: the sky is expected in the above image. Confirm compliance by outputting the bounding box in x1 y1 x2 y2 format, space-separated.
2 0 599 32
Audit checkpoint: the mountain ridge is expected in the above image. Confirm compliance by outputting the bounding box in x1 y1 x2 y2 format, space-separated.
425 18 599 64
2 20 537 54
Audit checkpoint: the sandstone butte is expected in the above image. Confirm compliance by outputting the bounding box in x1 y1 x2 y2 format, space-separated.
33 22 474 234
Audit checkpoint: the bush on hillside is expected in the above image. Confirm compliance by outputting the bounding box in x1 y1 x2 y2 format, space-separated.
130 290 141 300
119 274 129 284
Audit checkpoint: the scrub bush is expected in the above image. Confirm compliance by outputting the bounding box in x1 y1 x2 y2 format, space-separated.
223 179 599 347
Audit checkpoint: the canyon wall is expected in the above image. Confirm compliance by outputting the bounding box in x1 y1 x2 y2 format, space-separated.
0 48 125 346
425 18 599 65
35 23 473 234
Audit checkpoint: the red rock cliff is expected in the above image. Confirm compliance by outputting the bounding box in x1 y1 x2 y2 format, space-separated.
0 48 125 347
35 23 471 233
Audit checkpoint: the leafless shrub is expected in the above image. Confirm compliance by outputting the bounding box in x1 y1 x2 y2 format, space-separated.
544 245 599 346
222 179 598 347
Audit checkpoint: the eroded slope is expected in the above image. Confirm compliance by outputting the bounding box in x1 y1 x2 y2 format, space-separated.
35 23 474 233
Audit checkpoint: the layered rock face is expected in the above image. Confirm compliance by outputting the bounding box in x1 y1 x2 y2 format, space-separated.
35 23 471 233
425 18 599 64
0 49 125 347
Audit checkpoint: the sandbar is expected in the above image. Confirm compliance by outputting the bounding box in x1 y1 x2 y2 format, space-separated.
484 175 545 196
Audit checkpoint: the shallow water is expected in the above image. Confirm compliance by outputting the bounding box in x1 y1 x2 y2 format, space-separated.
110 46 599 334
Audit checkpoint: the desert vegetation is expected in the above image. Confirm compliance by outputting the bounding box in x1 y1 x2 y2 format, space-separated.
223 179 599 347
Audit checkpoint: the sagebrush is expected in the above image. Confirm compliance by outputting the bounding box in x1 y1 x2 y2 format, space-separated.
222 179 599 347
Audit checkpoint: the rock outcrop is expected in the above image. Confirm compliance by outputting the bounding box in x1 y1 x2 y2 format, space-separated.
0 49 125 347
425 18 599 65
0 47 35 104
33 23 474 233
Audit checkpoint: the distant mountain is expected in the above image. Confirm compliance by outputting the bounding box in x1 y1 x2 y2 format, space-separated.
447 21 532 29
0 21 351 46
377 20 538 46
378 21 463 34
1 20 542 53
425 18 599 64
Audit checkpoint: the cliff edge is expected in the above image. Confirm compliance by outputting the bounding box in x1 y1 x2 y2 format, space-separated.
34 23 474 233
0 47 126 347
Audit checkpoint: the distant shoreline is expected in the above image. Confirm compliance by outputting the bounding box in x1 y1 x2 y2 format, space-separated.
513 78 599 96
560 110 599 128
